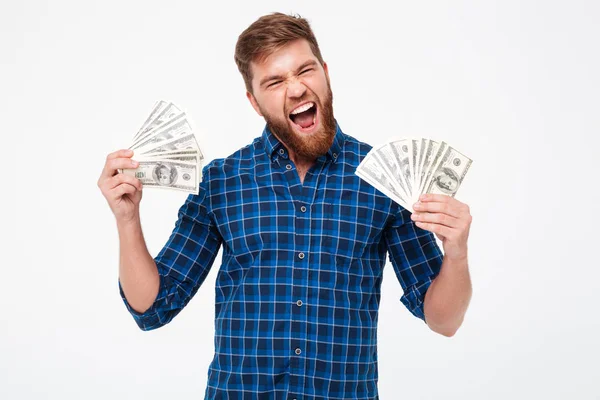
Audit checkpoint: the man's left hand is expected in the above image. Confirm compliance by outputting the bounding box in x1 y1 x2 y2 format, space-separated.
410 194 472 261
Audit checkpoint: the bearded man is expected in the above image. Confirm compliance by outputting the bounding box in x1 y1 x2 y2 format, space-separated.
98 12 473 400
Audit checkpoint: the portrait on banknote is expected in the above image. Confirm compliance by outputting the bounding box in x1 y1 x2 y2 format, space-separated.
153 163 177 186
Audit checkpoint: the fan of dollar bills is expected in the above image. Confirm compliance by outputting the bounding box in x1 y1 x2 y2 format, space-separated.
122 100 204 195
355 138 472 213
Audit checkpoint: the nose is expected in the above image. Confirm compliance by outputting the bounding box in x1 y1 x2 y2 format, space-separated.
287 79 307 99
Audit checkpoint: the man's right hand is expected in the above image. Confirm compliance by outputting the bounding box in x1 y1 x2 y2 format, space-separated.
98 149 144 224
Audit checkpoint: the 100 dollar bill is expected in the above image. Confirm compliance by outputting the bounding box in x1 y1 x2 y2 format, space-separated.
133 101 182 143
424 145 472 197
122 160 199 194
130 112 192 151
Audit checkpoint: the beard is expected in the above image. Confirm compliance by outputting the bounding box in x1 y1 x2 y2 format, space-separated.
260 80 336 160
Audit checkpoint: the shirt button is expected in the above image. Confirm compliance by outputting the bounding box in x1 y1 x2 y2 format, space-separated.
285 164 292 170
296 300 303 306
298 252 305 259
279 148 285 155
295 348 302 355
333 153 338 159
300 205 307 213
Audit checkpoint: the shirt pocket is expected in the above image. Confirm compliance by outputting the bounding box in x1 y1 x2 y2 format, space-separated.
322 198 370 262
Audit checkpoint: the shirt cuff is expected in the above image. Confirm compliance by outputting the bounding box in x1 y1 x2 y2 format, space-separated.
118 275 164 328
400 277 434 323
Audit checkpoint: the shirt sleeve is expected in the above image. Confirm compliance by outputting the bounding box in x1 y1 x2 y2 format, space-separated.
118 167 222 331
384 205 444 323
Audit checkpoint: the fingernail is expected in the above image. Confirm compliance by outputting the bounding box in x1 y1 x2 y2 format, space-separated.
132 160 138 166
414 202 421 209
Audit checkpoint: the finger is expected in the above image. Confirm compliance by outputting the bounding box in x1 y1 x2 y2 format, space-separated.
106 149 134 161
419 193 453 203
99 149 135 181
414 221 454 238
418 194 468 213
411 212 460 228
111 183 137 200
412 201 461 218
107 173 143 191
101 157 140 180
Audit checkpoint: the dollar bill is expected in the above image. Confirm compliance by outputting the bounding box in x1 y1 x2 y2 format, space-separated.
133 101 182 143
389 139 413 196
123 160 199 194
150 148 204 161
138 154 200 164
139 153 203 184
424 145 472 197
409 138 419 190
415 138 427 190
130 112 191 151
355 152 410 209
419 141 446 198
373 143 410 198
134 100 167 140
135 132 200 156
417 139 444 197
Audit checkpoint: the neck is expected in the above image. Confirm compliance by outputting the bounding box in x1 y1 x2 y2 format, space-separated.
288 149 315 183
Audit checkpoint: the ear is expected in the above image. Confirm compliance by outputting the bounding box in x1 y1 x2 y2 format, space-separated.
246 91 263 117
322 61 329 80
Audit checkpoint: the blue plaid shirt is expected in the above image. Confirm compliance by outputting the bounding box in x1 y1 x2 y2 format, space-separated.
119 122 443 399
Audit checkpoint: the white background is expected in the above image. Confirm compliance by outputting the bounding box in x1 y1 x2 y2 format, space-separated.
1 0 599 399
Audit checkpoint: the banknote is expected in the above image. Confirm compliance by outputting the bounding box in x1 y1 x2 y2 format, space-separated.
140 153 203 183
416 138 427 189
135 132 200 156
417 140 445 197
389 139 413 196
134 100 167 139
355 152 409 209
133 101 182 142
373 143 410 199
423 145 472 197
130 112 191 151
409 138 419 189
144 149 202 160
420 141 447 198
356 138 472 213
123 160 199 194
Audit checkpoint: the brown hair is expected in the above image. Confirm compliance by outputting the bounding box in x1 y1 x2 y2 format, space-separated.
234 12 325 94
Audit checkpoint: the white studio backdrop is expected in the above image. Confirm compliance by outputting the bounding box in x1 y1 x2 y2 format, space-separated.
1 0 599 399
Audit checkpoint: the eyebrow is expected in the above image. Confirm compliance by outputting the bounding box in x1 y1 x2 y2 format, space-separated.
259 60 318 88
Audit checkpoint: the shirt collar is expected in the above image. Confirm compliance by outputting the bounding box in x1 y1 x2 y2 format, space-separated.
261 120 345 163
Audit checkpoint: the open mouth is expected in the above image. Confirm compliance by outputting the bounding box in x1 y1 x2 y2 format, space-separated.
289 101 318 132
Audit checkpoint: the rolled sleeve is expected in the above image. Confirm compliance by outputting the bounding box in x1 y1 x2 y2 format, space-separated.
384 206 443 322
119 166 222 331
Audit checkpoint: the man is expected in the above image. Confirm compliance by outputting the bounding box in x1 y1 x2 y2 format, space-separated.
98 13 473 400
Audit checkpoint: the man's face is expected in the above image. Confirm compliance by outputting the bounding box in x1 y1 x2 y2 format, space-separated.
247 39 336 160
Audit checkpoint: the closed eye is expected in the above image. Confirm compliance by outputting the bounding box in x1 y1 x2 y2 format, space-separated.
268 80 282 88
299 68 313 75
